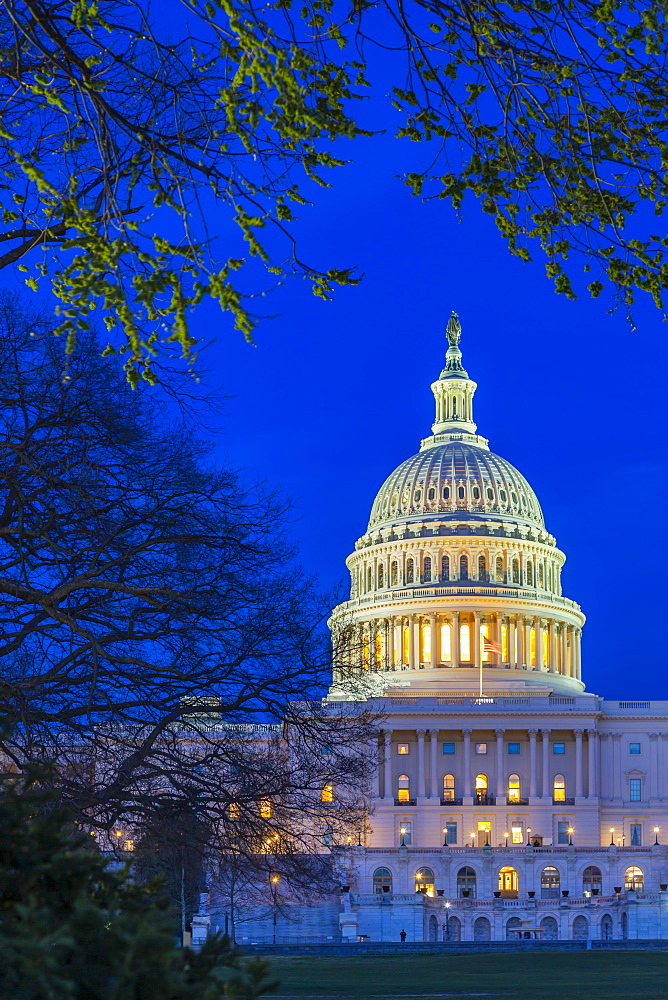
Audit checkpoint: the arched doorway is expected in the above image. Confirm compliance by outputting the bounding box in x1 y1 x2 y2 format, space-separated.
621 912 628 939
428 914 438 942
625 866 644 891
506 916 521 940
540 916 558 941
415 867 435 896
541 866 560 899
473 916 491 941
457 866 477 898
372 868 392 894
582 866 602 896
475 773 489 804
600 914 613 941
498 866 519 898
572 915 588 941
446 915 461 941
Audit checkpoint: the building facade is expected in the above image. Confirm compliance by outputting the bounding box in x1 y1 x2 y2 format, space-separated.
324 314 668 943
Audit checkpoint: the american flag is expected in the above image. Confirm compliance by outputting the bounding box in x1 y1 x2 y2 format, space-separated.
482 635 502 656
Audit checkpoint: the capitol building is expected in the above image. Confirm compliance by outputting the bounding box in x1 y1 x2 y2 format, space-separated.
207 314 668 946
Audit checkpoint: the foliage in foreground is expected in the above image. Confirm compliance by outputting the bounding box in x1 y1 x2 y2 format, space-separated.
0 758 279 1000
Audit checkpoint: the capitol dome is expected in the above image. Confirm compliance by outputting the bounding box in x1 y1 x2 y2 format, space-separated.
368 440 544 531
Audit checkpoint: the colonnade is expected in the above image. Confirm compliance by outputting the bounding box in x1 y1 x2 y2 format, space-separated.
337 612 582 679
374 727 598 801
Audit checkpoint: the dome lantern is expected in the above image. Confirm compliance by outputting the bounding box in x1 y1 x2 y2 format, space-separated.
424 312 489 451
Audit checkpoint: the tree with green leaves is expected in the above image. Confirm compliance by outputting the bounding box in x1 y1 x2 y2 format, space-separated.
0 753 279 999
1 0 667 387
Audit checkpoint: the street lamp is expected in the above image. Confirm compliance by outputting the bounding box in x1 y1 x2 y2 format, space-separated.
442 827 448 847
270 876 280 945
655 827 660 845
470 831 476 848
568 827 574 846
504 831 509 848
400 826 407 847
609 827 615 846
526 827 532 846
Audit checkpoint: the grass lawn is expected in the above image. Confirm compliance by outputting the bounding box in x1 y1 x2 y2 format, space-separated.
265 951 668 1000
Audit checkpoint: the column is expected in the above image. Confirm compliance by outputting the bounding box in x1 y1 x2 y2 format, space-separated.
370 619 377 670
587 729 598 799
523 618 531 668
393 617 401 670
451 611 460 667
535 617 544 672
598 733 610 800
429 728 438 799
549 620 557 674
495 728 505 799
561 624 569 676
417 729 426 799
541 729 550 799
661 736 668 801
494 614 502 666
384 618 390 671
508 616 517 669
463 728 472 799
430 613 438 666
649 734 660 800
574 629 581 680
612 734 622 800
575 729 584 798
408 614 416 669
528 729 538 798
383 730 392 800
473 611 481 673
370 735 381 797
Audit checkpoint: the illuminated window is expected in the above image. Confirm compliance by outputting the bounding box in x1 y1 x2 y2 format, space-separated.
406 559 414 583
123 839 134 852
625 866 644 891
478 555 486 580
378 564 384 588
553 743 565 754
403 626 409 664
423 555 432 581
393 628 399 666
397 743 409 755
507 773 521 803
541 867 560 899
415 866 435 895
397 774 410 802
260 798 272 818
442 773 456 801
375 631 382 664
441 555 450 580
527 561 533 586
553 774 566 802
511 822 523 845
475 743 487 755
460 623 471 661
496 556 504 582
582 866 602 894
391 561 398 586
475 774 488 803
630 823 642 846
442 743 455 755
529 627 536 666
629 743 641 755
630 778 642 801
460 554 468 580
457 866 476 898
373 867 393 894
398 821 412 845
512 559 519 584
421 624 431 664
363 634 369 670
542 628 549 669
498 866 518 895
441 622 452 662
501 623 508 661
229 802 240 819
321 784 334 803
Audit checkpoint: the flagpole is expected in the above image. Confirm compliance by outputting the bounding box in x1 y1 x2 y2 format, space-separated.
479 653 483 699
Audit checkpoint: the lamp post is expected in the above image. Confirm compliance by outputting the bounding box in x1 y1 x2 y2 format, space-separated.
442 827 448 847
655 827 660 845
609 827 615 846
526 827 532 846
504 831 509 848
444 901 450 941
400 826 407 847
470 831 476 848
270 876 279 945
568 827 574 846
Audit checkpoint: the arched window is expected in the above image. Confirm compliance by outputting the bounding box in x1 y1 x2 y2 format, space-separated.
478 555 487 581
507 773 521 803
600 914 613 940
527 561 533 586
475 773 488 804
402 626 409 664
406 559 414 584
423 555 432 581
553 774 566 803
377 564 384 588
415 867 435 896
460 623 471 661
625 866 644 891
583 866 602 896
460 554 469 580
512 558 519 584
498 867 518 896
496 556 504 582
441 555 450 580
457 866 476 898
473 916 491 941
321 783 333 803
421 624 431 664
541 866 560 899
572 915 588 941
539 563 544 588
427 486 436 501
443 485 451 501
458 485 465 499
529 627 536 666
397 774 410 803
442 774 456 802
481 623 491 662
441 622 452 662
373 867 392 894
391 561 398 586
